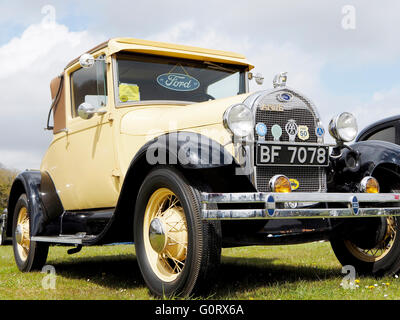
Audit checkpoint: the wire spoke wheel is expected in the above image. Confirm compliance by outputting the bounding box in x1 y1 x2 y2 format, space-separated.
143 188 188 282
15 207 30 262
134 167 221 297
344 217 397 263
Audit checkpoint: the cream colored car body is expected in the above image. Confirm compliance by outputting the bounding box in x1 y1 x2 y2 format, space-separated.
40 38 253 211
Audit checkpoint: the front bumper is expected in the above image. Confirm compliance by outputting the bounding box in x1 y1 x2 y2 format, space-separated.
201 192 400 220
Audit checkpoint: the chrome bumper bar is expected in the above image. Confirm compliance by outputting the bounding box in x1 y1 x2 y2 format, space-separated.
201 192 400 220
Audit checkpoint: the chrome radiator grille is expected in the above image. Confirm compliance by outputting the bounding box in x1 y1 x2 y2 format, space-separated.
253 91 326 193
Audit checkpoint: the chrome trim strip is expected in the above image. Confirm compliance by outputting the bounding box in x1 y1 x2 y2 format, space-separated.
202 207 400 220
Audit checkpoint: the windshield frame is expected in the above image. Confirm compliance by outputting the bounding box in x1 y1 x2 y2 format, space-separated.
112 53 249 107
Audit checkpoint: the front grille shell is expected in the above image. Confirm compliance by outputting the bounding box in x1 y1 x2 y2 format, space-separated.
248 88 327 193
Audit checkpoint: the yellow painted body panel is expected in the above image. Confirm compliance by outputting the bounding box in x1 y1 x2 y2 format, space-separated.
40 39 253 210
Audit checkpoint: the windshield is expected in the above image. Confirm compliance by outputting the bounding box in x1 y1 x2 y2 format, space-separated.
115 53 247 104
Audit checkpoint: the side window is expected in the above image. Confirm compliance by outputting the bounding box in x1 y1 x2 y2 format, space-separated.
70 59 107 117
367 126 396 143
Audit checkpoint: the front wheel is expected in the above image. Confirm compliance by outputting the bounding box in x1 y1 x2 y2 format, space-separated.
134 167 221 297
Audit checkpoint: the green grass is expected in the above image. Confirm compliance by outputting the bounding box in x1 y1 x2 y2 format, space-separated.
0 241 399 300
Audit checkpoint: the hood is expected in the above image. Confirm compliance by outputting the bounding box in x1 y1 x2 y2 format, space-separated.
120 93 252 136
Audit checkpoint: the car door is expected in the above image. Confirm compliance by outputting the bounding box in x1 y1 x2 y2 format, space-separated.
41 56 119 211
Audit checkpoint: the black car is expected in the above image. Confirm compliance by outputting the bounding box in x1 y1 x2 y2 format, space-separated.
357 115 400 144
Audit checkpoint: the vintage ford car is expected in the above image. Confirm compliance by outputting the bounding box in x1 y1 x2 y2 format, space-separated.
6 38 400 297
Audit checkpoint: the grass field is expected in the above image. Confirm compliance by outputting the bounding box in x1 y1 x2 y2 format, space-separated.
0 241 399 300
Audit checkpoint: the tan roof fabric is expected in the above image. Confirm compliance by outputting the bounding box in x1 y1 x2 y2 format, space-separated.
50 74 66 134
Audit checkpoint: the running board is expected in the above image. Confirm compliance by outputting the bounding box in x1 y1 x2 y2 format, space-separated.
31 235 96 245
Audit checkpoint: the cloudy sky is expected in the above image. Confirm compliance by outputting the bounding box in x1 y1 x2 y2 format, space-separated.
1 1 400 170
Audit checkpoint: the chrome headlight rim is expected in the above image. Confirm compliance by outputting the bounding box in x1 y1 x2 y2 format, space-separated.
223 103 254 138
329 112 358 143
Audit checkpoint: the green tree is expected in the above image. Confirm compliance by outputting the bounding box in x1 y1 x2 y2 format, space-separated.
0 164 17 212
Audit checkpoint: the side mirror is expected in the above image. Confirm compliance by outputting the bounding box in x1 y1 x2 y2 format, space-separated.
77 103 106 120
79 53 95 69
254 73 264 85
248 72 264 85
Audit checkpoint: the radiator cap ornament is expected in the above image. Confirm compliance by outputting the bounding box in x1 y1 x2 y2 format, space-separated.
273 72 288 88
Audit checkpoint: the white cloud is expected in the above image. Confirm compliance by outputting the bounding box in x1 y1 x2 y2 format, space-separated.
0 20 103 170
353 86 400 130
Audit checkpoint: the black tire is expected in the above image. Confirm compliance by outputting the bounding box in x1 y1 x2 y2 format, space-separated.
12 194 49 272
133 166 221 297
331 186 400 277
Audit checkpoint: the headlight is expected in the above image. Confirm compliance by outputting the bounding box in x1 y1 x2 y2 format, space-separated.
223 104 254 137
328 112 358 142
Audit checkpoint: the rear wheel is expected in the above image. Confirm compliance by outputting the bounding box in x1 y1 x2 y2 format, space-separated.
134 167 221 297
12 194 49 272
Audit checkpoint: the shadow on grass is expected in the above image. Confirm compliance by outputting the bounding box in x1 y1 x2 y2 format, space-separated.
48 252 341 297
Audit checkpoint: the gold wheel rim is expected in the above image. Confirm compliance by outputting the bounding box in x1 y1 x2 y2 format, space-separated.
143 188 188 282
344 217 397 262
16 207 30 262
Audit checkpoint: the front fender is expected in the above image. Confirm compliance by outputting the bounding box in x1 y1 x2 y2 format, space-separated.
142 131 235 169
329 140 400 191
97 132 239 244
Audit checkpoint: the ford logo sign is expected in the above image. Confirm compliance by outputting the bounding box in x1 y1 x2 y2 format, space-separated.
157 73 200 92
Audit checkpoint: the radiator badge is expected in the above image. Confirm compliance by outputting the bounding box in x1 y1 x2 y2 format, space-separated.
259 104 284 112
271 124 283 141
255 123 268 139
285 119 298 142
277 92 292 102
289 179 300 191
315 125 325 138
297 125 309 141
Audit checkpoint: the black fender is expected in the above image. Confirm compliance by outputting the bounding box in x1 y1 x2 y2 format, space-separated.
98 132 244 244
6 170 63 238
329 140 400 192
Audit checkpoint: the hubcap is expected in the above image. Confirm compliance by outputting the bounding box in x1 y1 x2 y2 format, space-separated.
149 218 166 253
15 225 23 244
143 188 188 282
15 207 30 262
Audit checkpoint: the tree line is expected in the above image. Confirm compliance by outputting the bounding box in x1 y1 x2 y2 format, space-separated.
0 164 17 212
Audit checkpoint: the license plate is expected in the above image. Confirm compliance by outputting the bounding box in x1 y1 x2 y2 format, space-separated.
256 143 329 166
